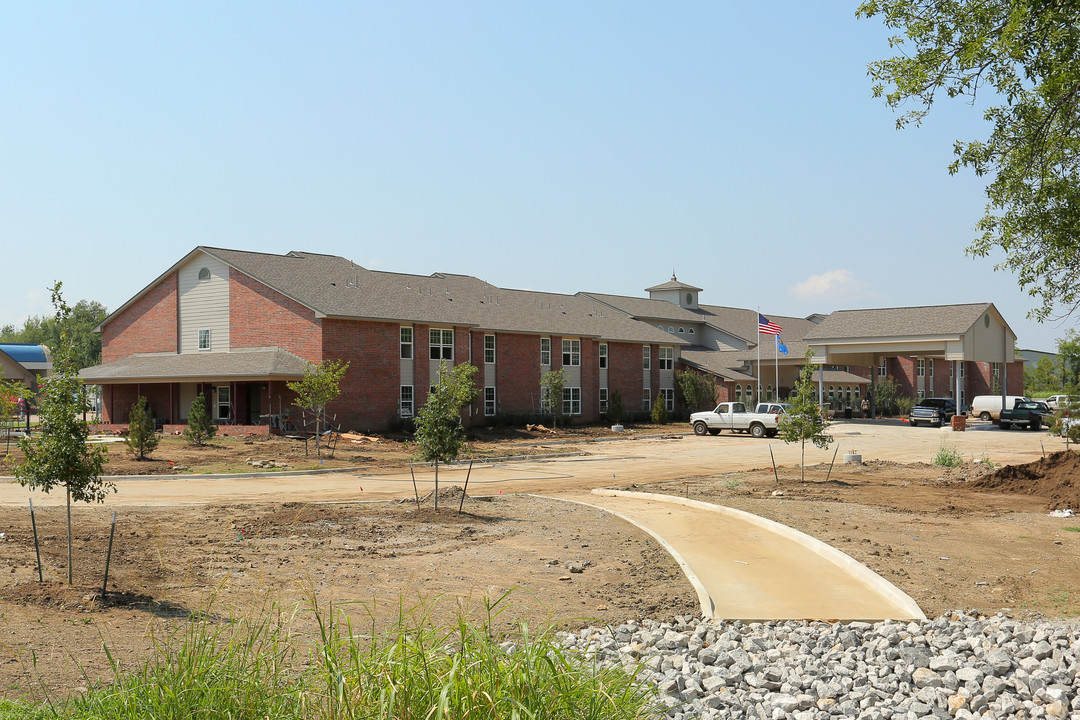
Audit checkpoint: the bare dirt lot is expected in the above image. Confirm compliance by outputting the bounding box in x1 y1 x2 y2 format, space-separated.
1 421 1079 701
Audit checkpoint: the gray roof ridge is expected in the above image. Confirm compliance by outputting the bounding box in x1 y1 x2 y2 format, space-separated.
828 301 992 314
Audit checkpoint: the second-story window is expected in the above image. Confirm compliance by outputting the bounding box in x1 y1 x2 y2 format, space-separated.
540 337 551 365
643 346 651 370
659 346 673 370
917 359 925 377
400 326 413 359
599 343 608 369
430 329 453 360
562 338 580 366
484 334 496 364
199 329 211 351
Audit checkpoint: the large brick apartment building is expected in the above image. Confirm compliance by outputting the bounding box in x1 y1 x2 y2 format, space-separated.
81 247 1023 431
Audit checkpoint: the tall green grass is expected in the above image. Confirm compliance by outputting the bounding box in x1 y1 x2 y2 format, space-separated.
2 594 657 720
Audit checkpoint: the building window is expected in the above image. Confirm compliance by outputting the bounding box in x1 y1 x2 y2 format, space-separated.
960 362 965 378
766 385 774 401
667 326 674 333
917 359 925 377
484 387 496 416
735 385 742 402
540 386 551 414
199 329 211 351
878 358 887 377
430 329 453 360
198 267 211 281
929 360 934 378
562 387 581 416
659 346 673 370
917 389 925 400
540 337 551 365
657 324 663 331
689 328 695 335
642 387 651 411
642 346 651 370
661 388 674 411
562 339 581 366
599 343 608 369
845 387 852 403
400 386 414 417
854 386 861 401
216 386 230 421
678 327 685 334
400 327 413 359
484 334 496 364
599 388 608 413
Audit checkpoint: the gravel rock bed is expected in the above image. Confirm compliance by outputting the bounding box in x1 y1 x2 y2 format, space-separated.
560 611 1080 719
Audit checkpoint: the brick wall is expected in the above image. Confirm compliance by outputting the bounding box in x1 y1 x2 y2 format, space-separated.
495 333 542 416
321 319 400 431
580 340 599 422
230 269 322 362
102 273 178 362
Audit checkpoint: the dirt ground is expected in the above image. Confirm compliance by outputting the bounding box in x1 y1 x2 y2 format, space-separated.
1 425 1080 701
0 423 646 477
0 491 698 701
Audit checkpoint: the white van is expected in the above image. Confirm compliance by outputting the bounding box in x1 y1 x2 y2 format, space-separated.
969 395 1029 421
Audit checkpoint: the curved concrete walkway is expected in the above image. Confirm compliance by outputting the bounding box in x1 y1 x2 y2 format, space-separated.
555 489 925 622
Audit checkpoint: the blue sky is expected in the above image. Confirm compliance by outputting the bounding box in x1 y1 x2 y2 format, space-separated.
1 3 1067 351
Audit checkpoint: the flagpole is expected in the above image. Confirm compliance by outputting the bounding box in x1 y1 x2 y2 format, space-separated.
775 335 779 401
756 307 761 403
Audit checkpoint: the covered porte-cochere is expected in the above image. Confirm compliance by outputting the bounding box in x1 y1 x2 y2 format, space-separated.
80 348 308 433
803 303 1021 417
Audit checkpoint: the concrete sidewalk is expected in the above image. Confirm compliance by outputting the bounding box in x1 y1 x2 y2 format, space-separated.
556 489 925 622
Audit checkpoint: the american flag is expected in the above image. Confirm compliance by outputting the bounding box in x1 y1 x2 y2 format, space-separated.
758 313 782 335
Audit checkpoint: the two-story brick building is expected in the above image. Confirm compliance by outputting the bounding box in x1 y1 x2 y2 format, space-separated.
81 247 1024 430
82 247 687 431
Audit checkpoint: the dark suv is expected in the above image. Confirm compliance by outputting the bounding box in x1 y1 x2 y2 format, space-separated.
909 398 957 428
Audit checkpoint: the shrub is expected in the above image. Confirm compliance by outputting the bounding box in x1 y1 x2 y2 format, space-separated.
125 396 159 459
651 396 669 424
184 394 216 446
607 389 625 424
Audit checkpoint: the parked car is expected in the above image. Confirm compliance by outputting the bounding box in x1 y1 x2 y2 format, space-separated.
1045 395 1077 411
968 395 1029 421
690 401 781 438
755 402 793 416
909 398 956 428
999 400 1054 430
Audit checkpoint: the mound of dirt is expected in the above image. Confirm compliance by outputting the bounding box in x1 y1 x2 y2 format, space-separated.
973 451 1080 510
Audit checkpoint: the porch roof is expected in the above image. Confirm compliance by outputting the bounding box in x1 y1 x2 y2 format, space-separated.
80 348 309 384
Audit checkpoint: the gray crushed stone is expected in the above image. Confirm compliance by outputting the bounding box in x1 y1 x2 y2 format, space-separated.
557 610 1080 719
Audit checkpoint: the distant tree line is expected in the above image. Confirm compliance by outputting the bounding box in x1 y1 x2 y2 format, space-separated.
0 299 107 370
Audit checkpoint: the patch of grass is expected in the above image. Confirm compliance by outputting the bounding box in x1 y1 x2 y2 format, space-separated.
7 595 657 720
1064 527 1080 533
933 442 964 468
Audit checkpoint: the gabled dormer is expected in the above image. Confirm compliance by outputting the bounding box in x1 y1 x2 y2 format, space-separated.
645 273 702 310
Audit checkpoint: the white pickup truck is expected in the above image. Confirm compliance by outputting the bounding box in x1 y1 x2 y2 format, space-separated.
690 401 787 438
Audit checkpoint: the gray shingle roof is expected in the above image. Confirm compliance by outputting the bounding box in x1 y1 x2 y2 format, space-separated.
644 275 703 293
696 305 820 344
199 248 680 344
79 348 309 382
580 292 709 323
804 303 995 340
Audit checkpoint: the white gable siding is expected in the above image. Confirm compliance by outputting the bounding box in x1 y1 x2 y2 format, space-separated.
179 255 230 353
